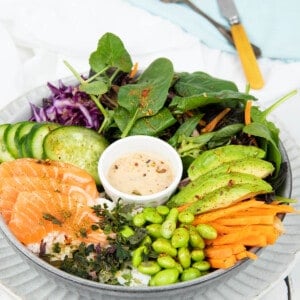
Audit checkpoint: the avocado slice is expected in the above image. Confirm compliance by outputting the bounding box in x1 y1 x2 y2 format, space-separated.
183 181 273 215
167 172 272 208
188 145 266 181
205 157 275 179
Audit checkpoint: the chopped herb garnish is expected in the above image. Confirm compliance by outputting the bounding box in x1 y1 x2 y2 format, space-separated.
52 242 61 253
42 213 62 225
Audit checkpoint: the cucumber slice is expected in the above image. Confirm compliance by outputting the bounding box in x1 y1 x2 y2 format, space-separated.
43 126 108 184
0 124 15 162
14 121 36 157
3 122 24 158
28 122 60 159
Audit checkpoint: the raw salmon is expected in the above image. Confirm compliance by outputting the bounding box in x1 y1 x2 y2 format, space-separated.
0 176 97 222
9 190 107 246
0 158 97 189
0 158 99 222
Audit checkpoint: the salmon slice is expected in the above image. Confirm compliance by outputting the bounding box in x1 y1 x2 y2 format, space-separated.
8 190 107 246
0 158 99 222
0 158 97 189
0 176 98 222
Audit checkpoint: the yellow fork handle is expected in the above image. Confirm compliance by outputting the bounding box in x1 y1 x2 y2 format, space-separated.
231 23 264 90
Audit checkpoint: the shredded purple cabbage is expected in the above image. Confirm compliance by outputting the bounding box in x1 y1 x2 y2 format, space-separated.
29 80 103 130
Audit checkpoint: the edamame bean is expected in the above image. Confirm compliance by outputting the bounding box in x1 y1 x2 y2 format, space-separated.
192 260 211 271
166 207 179 222
191 249 205 262
189 226 205 249
196 224 218 240
181 267 201 282
171 227 189 248
174 262 183 274
143 208 163 224
156 205 169 216
133 213 146 227
138 261 161 275
152 238 177 257
178 211 194 224
161 219 176 239
120 225 134 239
160 207 179 239
146 224 163 238
177 247 191 269
157 255 177 269
132 246 146 267
149 268 179 286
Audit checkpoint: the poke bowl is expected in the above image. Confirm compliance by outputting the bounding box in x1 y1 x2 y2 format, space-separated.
0 33 298 299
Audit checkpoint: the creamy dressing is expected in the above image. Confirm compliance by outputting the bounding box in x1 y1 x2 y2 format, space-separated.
107 152 174 196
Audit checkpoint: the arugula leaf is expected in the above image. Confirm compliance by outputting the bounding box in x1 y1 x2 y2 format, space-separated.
89 32 133 73
174 71 238 96
115 57 174 137
177 123 244 157
169 90 257 113
168 115 203 148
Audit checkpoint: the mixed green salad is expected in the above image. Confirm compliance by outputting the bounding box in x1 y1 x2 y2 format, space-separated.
1 32 298 286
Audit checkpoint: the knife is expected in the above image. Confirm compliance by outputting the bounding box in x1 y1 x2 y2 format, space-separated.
217 0 264 89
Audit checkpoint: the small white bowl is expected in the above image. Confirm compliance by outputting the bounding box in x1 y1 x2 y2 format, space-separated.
98 135 183 206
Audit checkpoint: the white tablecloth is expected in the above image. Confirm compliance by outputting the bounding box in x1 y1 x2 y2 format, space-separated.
0 0 299 299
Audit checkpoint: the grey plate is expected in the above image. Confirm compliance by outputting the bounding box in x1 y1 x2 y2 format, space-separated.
0 80 299 300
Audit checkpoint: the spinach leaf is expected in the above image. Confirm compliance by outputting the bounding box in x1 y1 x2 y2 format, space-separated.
243 90 297 176
64 32 133 134
79 79 109 95
89 32 133 73
174 71 238 96
169 90 257 113
207 123 244 148
114 57 174 137
243 122 281 174
114 107 176 136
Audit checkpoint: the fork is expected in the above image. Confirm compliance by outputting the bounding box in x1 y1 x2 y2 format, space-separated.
160 0 262 58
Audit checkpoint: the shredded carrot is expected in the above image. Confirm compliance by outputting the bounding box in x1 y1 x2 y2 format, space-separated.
192 199 264 225
201 108 231 133
204 246 233 259
185 110 206 126
245 250 258 260
207 223 236 234
177 202 192 212
208 255 237 269
235 250 258 260
214 215 275 226
239 234 268 247
198 199 298 271
205 244 245 258
244 100 252 125
273 216 285 234
235 251 248 260
185 110 194 117
259 203 297 213
129 62 138 78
